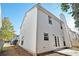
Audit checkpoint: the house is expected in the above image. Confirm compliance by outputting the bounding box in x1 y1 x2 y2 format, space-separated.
68 28 79 46
69 29 77 42
18 4 72 55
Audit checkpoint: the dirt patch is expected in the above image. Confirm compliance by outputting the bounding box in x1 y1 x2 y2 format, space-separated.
0 45 32 56
0 44 66 56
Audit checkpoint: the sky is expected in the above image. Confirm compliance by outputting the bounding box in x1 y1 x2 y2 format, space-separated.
1 3 78 34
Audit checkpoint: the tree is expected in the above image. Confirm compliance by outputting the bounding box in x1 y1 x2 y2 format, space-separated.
0 17 15 41
61 3 79 29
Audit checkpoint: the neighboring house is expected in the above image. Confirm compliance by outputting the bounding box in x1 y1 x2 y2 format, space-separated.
69 29 77 42
13 35 19 40
68 29 79 46
10 34 19 42
10 34 19 45
59 10 79 47
18 4 72 55
76 33 79 41
16 35 19 40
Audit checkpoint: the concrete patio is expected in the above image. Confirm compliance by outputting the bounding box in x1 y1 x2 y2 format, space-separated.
57 49 79 56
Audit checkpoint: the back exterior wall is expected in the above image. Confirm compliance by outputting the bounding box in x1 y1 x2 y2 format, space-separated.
36 9 65 53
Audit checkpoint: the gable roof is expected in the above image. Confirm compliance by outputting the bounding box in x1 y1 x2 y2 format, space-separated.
36 4 64 23
20 4 64 29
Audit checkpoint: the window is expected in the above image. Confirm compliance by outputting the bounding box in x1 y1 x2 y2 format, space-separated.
62 37 66 46
61 25 63 29
57 36 60 46
48 16 52 24
53 34 54 36
63 41 66 46
21 36 24 45
22 36 24 39
44 33 49 41
54 36 60 47
21 40 24 45
54 36 57 47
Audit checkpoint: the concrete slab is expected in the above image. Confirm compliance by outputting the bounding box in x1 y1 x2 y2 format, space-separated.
45 53 64 56
57 49 79 56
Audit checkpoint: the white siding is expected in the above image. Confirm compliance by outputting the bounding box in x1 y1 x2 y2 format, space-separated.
19 7 37 54
19 5 72 54
62 23 72 47
36 9 66 53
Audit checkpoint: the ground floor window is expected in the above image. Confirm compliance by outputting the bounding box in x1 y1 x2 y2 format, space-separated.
21 40 24 45
62 37 66 46
57 36 60 46
44 33 49 41
55 36 57 47
54 36 60 47
63 41 66 46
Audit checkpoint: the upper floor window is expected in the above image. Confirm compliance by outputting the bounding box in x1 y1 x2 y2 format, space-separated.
48 16 52 24
44 33 49 41
22 36 24 39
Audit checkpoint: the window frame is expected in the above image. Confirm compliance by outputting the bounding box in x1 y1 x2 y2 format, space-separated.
21 40 24 45
61 25 63 29
48 16 52 24
54 36 57 47
44 33 49 41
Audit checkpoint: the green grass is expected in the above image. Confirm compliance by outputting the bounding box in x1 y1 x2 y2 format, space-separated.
0 47 8 52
